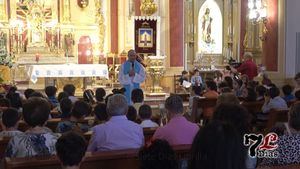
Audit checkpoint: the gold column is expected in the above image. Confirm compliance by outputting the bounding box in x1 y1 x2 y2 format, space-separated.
0 0 7 21
95 0 105 52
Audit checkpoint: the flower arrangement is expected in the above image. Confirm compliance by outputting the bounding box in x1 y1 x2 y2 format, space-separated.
0 49 14 68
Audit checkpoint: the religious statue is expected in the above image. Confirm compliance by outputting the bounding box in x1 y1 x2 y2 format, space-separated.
0 32 7 51
64 33 74 57
202 8 213 44
27 3 45 44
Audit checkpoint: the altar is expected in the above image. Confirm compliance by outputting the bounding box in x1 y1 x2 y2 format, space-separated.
26 64 108 89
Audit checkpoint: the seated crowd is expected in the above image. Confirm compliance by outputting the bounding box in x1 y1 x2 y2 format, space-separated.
0 72 300 169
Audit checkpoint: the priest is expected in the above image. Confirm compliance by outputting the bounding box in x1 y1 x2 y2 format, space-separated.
118 50 146 104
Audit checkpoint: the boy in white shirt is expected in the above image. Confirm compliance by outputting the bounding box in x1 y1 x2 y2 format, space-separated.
139 104 159 128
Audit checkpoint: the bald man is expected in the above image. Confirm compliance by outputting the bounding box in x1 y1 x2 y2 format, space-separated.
118 50 146 104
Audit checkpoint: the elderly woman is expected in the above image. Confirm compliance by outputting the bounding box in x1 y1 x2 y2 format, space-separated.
260 103 300 166
5 97 60 158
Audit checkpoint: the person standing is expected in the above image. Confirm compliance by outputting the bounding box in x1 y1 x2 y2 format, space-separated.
118 50 146 104
231 52 258 81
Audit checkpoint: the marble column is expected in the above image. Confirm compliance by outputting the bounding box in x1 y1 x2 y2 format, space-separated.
262 0 278 71
169 0 184 67
135 0 141 16
111 0 118 53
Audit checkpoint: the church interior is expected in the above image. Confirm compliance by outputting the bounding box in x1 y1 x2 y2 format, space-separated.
0 0 300 169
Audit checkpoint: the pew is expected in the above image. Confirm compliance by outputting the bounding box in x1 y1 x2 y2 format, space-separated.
83 127 158 143
18 117 95 132
4 144 191 169
265 109 289 134
0 137 10 159
257 164 300 169
241 101 264 115
191 97 217 123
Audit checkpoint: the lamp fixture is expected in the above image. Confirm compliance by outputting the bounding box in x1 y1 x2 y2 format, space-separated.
248 0 268 41
248 0 267 22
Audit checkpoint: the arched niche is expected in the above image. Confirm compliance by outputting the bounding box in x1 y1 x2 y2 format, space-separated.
197 0 223 54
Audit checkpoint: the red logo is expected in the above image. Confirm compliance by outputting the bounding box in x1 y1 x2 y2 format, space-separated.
244 133 279 158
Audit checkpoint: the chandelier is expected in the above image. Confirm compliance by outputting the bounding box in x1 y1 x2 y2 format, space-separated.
248 0 267 23
140 0 157 16
248 0 268 41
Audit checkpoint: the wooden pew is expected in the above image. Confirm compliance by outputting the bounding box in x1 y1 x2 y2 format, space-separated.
18 117 95 132
83 127 158 143
191 97 217 123
0 137 10 159
4 144 191 169
142 127 157 144
241 101 264 115
265 109 289 134
257 164 300 169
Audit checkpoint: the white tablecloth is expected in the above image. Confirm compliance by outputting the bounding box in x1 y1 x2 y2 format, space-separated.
27 64 109 83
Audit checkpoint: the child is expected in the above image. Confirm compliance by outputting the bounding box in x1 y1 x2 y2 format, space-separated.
0 108 22 137
255 85 267 101
126 106 138 123
233 79 243 97
95 88 106 103
191 69 203 87
55 132 87 169
282 84 295 103
131 88 144 112
139 104 159 128
93 103 108 125
59 98 73 119
179 70 189 85
45 86 59 108
56 101 91 133
188 86 202 116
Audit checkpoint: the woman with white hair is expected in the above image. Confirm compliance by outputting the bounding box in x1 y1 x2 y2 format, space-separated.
230 52 258 81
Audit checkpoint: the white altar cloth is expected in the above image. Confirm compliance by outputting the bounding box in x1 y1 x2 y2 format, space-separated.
27 64 109 83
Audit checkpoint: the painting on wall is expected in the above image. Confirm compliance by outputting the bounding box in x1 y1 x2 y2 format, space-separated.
198 0 223 54
138 28 153 48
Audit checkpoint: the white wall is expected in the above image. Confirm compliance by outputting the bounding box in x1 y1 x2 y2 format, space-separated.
285 0 300 78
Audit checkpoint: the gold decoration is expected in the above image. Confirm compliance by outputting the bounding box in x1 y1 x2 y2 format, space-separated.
146 56 166 93
140 0 158 16
0 65 11 83
62 0 71 22
95 0 105 52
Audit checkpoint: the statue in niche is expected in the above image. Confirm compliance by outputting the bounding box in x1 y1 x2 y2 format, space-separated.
64 33 74 57
198 0 222 54
202 8 213 44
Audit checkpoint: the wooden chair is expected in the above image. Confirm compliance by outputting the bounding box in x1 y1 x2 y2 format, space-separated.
0 137 10 159
264 109 289 134
4 145 191 169
191 97 217 123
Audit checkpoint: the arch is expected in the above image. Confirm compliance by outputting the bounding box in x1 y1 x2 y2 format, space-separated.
198 0 222 54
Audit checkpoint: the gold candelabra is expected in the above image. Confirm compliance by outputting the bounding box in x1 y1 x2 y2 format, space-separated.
146 56 166 93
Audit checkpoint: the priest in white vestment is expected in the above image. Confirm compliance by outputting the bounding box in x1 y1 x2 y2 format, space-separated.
118 50 146 104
